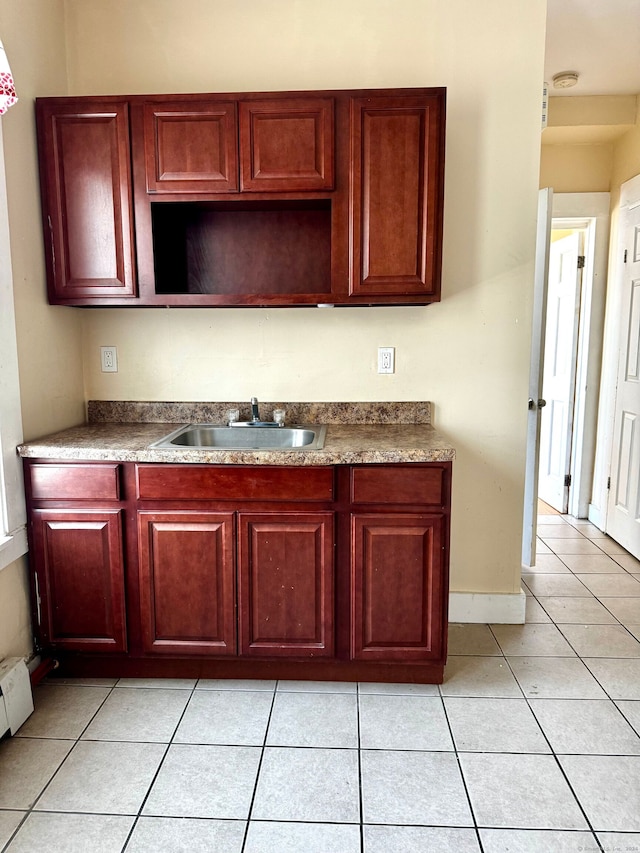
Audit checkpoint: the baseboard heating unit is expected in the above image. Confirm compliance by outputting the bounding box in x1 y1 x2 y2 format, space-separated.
0 657 33 737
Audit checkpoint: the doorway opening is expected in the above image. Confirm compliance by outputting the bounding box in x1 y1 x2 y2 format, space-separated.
523 192 610 568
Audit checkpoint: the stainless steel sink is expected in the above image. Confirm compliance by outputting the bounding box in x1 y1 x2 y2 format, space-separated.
150 424 327 451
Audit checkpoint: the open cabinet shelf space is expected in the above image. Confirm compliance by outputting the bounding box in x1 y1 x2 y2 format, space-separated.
151 200 333 298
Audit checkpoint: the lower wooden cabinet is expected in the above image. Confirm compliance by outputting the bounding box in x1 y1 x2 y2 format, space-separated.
31 508 127 653
137 511 236 655
351 513 444 662
25 460 451 682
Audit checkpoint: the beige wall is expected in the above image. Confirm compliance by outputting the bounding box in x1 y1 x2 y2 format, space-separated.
611 114 640 207
0 0 84 658
539 94 638 194
539 95 640 197
0 0 547 627
0 0 85 440
540 143 613 192
0 558 32 658
68 0 546 598
547 95 637 130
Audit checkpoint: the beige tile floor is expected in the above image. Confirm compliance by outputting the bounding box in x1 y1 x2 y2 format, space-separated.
1 503 640 852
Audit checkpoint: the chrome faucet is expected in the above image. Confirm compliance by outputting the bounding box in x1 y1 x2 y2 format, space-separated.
230 397 281 428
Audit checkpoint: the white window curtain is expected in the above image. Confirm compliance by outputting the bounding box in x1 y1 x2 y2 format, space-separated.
0 39 18 115
0 36 25 569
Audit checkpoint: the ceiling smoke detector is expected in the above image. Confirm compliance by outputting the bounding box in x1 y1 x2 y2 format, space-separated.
552 71 579 89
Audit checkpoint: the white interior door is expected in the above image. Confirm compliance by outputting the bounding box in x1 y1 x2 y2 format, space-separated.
537 231 582 512
522 189 552 566
606 199 640 559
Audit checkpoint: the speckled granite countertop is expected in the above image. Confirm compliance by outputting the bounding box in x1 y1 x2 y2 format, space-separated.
17 402 455 466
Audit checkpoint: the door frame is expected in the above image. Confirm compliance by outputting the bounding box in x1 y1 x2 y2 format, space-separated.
523 192 609 567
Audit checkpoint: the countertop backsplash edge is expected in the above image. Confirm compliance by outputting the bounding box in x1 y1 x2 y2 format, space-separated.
87 401 432 425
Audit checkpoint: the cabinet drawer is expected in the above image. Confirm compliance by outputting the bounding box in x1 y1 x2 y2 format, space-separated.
29 464 121 501
136 465 334 502
351 465 444 506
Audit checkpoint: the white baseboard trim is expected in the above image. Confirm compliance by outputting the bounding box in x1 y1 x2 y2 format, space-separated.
449 590 527 624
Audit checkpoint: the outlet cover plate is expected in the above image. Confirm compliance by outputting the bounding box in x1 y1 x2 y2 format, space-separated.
100 346 118 373
377 346 395 374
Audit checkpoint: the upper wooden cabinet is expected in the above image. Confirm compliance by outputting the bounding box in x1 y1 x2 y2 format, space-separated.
35 88 445 307
36 99 137 302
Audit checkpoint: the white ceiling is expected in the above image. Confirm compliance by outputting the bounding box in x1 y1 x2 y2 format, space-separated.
545 0 640 96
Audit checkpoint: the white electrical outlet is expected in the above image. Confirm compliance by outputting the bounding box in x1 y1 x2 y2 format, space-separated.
377 346 395 374
100 346 118 373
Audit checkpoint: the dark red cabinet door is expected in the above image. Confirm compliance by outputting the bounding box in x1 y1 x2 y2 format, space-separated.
238 512 334 657
137 511 236 655
143 100 239 193
239 98 334 191
36 100 136 301
31 508 127 652
349 92 445 298
351 513 445 661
